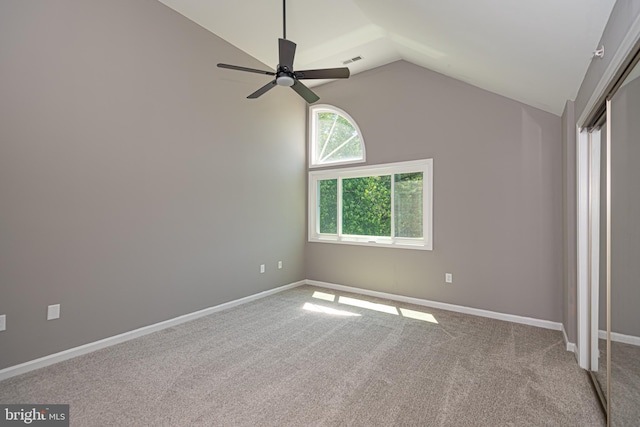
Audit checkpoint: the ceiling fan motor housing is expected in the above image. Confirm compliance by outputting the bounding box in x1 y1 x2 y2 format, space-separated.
276 68 295 86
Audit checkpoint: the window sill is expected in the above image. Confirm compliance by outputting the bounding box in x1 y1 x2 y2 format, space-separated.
309 158 367 169
308 236 432 251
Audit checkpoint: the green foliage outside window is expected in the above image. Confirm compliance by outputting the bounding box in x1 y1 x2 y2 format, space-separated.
342 176 391 236
318 173 424 238
318 179 337 234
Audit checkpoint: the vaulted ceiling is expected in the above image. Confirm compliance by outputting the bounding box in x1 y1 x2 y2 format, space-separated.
158 0 616 115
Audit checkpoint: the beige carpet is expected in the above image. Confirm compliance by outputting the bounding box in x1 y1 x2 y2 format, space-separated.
0 285 604 426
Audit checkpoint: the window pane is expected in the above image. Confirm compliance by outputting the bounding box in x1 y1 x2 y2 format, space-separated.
342 176 391 236
314 110 363 165
318 179 337 234
394 173 423 238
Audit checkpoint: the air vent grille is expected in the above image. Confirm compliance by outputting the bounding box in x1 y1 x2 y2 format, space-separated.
342 55 363 65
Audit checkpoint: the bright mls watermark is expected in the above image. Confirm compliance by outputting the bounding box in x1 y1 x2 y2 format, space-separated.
0 405 69 426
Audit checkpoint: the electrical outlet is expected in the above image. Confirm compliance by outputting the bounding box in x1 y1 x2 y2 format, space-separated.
260 264 265 274
278 260 283 269
47 304 60 320
445 273 453 284
0 314 6 331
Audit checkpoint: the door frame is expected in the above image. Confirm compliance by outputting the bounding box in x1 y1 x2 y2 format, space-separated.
576 128 601 370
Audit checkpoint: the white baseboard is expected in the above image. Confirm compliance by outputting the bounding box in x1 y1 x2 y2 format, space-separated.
305 280 563 332
0 280 306 382
598 329 640 346
2 278 581 382
562 324 577 354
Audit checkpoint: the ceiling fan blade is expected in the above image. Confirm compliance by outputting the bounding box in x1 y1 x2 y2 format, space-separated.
218 63 276 76
294 67 350 80
279 38 296 70
247 80 278 99
291 80 319 103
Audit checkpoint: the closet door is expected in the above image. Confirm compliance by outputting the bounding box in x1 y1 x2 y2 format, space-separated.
608 59 640 426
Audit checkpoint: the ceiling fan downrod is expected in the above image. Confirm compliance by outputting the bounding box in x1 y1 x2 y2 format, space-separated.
282 0 287 40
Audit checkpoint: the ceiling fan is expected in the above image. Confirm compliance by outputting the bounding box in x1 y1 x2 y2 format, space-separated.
217 0 350 103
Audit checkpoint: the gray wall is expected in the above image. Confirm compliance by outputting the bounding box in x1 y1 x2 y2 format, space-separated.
562 100 577 343
0 0 306 370
306 61 563 322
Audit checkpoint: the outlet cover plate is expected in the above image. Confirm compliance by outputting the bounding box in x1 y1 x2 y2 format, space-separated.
47 304 60 320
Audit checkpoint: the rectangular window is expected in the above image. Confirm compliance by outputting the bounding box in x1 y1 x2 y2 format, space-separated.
309 159 433 250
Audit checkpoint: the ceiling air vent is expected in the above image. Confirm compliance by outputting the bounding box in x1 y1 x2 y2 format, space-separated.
342 56 363 65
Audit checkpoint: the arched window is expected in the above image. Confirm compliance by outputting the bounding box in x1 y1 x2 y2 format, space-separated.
309 104 365 167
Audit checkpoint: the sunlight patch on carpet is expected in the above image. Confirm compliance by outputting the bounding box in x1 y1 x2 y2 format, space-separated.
312 291 336 302
307 291 439 324
399 308 438 324
338 296 399 315
303 302 361 317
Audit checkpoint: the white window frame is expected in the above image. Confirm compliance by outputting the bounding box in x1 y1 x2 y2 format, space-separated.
309 104 366 168
308 159 433 250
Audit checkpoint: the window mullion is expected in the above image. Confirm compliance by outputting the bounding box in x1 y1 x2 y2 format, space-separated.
337 177 343 237
390 174 395 239
314 177 321 235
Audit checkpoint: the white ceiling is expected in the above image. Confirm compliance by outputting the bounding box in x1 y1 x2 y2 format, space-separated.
158 0 616 116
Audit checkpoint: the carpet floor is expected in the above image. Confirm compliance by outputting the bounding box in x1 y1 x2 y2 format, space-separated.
0 285 604 426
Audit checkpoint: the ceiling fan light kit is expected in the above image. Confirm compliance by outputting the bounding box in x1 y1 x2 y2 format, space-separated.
277 75 295 87
217 0 350 103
